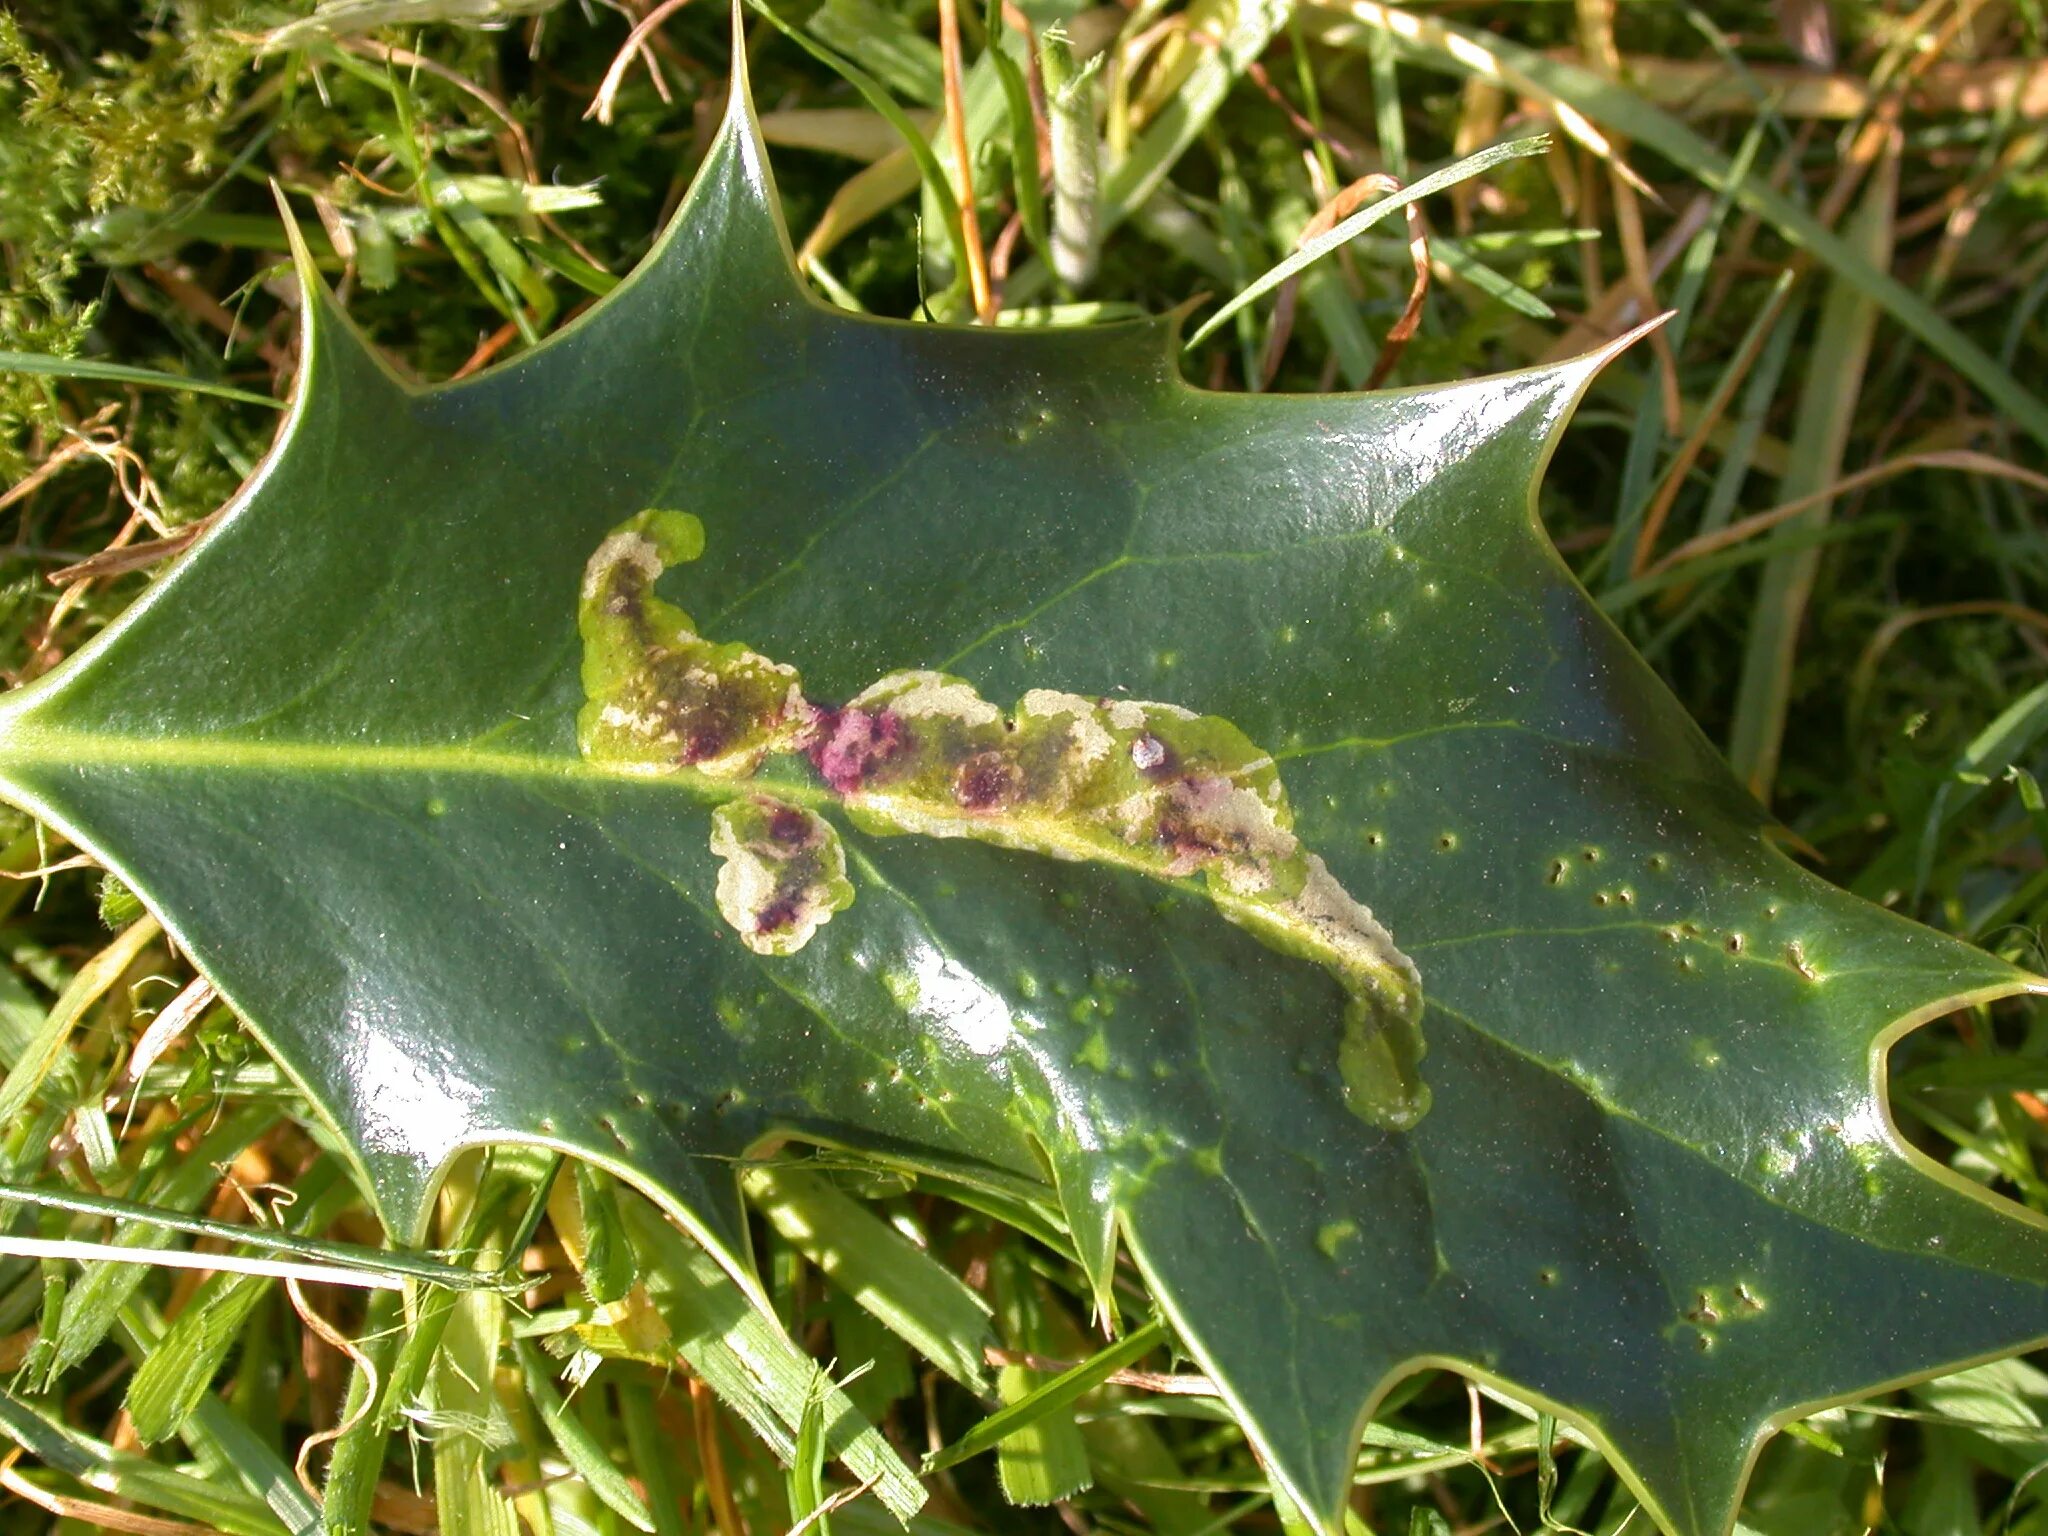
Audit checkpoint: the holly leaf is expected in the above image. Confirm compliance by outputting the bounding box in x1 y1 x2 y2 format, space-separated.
3 53 2045 1536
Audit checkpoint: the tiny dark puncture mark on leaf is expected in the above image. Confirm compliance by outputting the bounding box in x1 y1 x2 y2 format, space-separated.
0 16 2042 1536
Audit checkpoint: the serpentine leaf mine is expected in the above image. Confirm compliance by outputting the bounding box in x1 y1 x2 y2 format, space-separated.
579 509 1429 1129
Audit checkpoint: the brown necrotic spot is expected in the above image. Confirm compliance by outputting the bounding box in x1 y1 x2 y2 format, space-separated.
753 893 803 934
954 750 1020 811
768 804 814 847
1155 803 1222 866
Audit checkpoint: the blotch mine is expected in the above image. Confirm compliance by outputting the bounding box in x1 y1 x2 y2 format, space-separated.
708 796 854 956
832 669 1428 1130
579 509 818 778
576 513 1429 1130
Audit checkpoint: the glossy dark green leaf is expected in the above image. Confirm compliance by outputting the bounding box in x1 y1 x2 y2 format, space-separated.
1 50 2044 1536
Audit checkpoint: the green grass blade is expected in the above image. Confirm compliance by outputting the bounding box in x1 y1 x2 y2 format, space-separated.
1265 184 1376 385
312 1286 407 1536
1857 678 2048 908
616 1376 689 1536
0 1385 292 1536
743 1164 994 1391
985 5 1050 275
0 916 158 1128
42 1101 275 1383
1598 517 1894 614
1102 0 1293 223
1322 1 2048 453
620 1193 925 1521
514 1340 657 1532
0 961 51 1076
1430 236 1556 320
790 1372 832 1536
924 1318 1167 1475
323 1155 544 1535
433 1281 521 1536
124 1159 352 1445
1695 285 1805 543
1727 157 1893 799
186 1399 322 1536
0 351 284 408
807 0 943 106
990 1248 1092 1505
1043 26 1103 292
1897 1054 2048 1094
1185 137 1550 349
747 0 971 300
428 171 555 328
994 1361 1094 1505
828 1292 915 1421
517 236 620 299
126 1303 327 1536
0 1177 495 1290
573 1162 636 1306
1601 119 1768 584
1361 16 1407 178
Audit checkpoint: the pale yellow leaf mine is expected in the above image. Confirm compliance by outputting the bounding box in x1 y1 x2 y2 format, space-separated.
578 509 1427 1128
